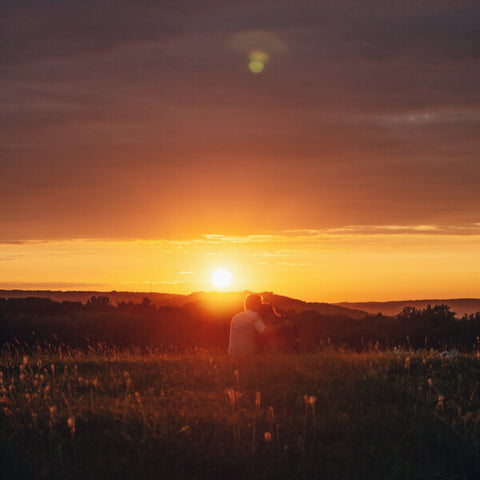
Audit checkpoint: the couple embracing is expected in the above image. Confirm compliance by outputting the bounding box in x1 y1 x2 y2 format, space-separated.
228 293 296 357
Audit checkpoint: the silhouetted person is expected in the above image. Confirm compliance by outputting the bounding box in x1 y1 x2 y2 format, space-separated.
228 293 289 357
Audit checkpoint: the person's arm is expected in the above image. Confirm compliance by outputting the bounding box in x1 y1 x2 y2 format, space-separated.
259 319 292 335
261 323 282 334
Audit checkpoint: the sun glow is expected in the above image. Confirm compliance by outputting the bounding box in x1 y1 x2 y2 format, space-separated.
211 268 233 288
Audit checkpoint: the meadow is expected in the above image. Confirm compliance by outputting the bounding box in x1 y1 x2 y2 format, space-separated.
2 346 480 479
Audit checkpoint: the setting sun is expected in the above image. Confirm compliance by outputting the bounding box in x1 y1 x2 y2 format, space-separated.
211 268 233 288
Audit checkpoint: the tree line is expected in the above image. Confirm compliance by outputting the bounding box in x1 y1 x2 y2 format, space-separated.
1 296 479 351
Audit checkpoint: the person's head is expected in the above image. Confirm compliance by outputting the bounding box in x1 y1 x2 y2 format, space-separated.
259 302 285 324
244 293 263 312
259 302 278 315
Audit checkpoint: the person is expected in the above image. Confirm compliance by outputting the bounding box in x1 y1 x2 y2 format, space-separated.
228 293 289 357
256 302 299 353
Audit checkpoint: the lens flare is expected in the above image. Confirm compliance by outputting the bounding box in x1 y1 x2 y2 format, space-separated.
249 60 264 74
248 50 268 74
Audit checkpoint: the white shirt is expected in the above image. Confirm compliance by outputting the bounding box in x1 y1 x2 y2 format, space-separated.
228 309 266 357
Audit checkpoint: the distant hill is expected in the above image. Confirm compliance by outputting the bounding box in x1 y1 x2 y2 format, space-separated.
0 290 185 307
3 290 479 318
334 299 480 317
0 289 367 319
258 292 367 319
183 291 368 319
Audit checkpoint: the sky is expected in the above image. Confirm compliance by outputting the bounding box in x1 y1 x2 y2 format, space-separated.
1 0 480 301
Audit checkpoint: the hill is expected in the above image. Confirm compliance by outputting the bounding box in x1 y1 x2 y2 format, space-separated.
0 289 367 319
258 291 367 319
334 298 480 317
3 290 480 319
0 289 185 307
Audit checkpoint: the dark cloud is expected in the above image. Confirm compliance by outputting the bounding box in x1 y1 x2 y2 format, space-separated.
0 0 186 64
1 0 479 240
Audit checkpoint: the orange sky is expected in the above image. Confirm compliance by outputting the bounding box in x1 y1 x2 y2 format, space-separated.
2 230 480 302
1 1 479 301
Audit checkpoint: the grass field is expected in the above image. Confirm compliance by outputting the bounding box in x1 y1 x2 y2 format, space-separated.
1 347 480 479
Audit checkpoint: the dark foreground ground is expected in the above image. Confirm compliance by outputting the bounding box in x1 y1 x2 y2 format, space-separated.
1 347 480 479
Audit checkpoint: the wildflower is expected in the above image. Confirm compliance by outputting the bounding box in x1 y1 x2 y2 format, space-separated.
268 406 274 420
304 395 309 405
309 396 316 405
264 431 272 443
67 416 76 435
427 378 433 389
134 391 142 404
225 388 235 406
437 394 444 410
404 356 410 370
255 392 261 407
92 378 99 389
178 425 190 434
23 356 28 366
124 371 131 389
49 405 57 427
463 412 473 423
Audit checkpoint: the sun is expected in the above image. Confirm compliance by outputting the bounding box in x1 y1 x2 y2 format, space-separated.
211 268 233 288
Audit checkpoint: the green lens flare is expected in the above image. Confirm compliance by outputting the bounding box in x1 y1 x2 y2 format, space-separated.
249 60 264 73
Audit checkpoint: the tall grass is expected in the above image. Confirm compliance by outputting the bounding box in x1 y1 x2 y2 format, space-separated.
1 346 480 479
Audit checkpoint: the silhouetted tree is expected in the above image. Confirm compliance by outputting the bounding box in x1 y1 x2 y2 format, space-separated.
87 296 111 306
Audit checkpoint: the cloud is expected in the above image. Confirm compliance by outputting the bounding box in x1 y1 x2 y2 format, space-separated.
1 1 479 240
0 0 183 64
253 250 295 257
122 280 203 286
284 224 480 237
0 255 25 261
0 282 108 289
2 221 480 250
